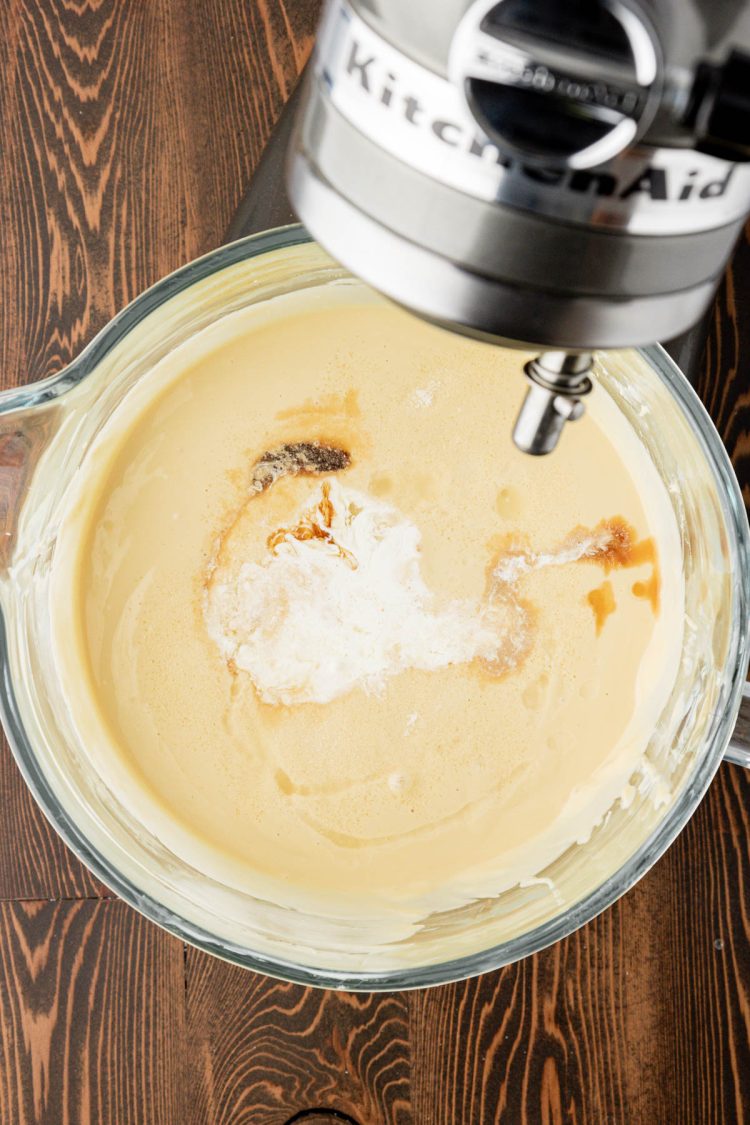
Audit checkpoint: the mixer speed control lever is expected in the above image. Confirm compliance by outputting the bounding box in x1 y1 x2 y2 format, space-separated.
512 351 594 456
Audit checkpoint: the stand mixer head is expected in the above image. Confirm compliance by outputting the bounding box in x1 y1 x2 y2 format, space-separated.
286 0 750 453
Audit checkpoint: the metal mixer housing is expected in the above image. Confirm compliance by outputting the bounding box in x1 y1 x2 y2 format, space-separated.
287 0 750 450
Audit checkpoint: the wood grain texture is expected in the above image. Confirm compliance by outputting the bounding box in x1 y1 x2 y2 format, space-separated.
184 949 410 1125
0 0 748 1122
0 749 106 902
0 900 185 1125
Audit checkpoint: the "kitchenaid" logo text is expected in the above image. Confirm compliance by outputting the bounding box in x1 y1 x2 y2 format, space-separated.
341 39 734 202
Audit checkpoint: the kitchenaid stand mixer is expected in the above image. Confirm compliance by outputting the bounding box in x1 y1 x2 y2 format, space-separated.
272 0 750 454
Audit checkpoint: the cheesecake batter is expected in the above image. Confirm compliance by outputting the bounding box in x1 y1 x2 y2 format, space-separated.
51 277 684 925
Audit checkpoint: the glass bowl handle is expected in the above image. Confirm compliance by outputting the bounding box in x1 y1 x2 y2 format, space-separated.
726 681 750 768
0 400 63 574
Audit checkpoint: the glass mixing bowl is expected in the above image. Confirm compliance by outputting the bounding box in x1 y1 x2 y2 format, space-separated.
0 226 748 991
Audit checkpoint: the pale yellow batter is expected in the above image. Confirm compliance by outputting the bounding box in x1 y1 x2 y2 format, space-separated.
51 278 684 923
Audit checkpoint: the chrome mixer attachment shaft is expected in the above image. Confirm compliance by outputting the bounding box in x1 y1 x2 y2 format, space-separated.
512 351 594 456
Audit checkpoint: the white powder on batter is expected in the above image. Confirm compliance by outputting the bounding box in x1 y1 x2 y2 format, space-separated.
411 381 438 408
492 531 612 583
205 480 508 705
205 480 609 707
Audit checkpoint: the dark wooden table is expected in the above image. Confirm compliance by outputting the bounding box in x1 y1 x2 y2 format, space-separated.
1 2 749 1122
